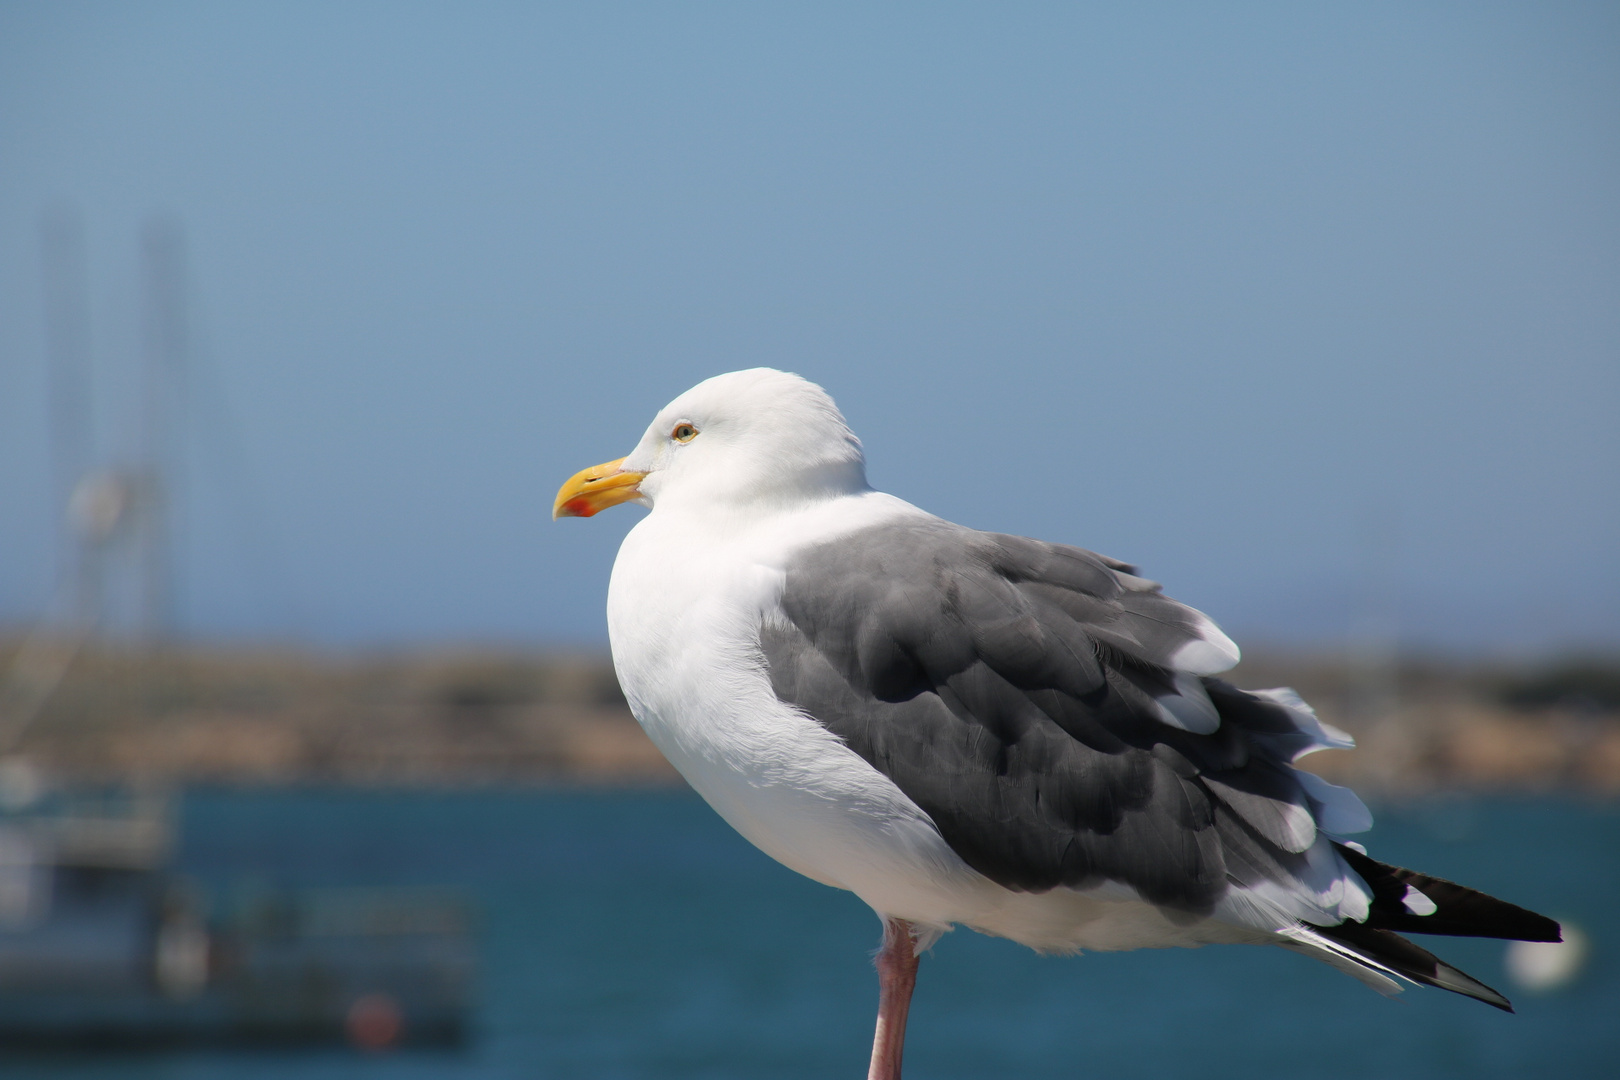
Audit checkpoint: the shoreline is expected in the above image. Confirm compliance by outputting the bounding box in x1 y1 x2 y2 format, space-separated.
3 638 1616 795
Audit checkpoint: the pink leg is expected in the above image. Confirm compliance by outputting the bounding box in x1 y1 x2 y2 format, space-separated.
868 917 920 1080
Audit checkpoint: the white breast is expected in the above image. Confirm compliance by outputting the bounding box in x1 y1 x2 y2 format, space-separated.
606 494 987 919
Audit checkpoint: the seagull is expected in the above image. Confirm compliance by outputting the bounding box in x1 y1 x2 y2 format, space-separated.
555 368 1559 1080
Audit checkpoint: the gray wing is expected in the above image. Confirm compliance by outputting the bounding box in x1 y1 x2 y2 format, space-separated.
760 517 1365 915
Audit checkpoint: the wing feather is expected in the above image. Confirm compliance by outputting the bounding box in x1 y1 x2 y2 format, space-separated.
764 517 1368 920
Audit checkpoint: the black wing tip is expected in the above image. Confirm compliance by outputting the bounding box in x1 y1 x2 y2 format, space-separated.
1333 842 1561 943
1530 919 1566 944
1316 921 1518 1012
1445 962 1516 1013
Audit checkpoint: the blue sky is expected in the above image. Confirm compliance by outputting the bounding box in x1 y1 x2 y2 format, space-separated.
1 2 1616 653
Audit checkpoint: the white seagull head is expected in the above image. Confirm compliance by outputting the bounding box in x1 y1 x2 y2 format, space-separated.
555 368 868 519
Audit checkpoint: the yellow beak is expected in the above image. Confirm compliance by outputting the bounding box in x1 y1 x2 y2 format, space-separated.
553 458 649 519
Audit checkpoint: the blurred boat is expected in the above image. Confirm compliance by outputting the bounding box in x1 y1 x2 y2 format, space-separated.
0 785 475 1049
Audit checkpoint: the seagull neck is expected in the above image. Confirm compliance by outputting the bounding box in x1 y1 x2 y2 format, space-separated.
643 484 888 549
651 465 872 518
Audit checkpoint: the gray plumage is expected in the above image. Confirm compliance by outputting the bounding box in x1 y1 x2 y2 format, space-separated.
760 517 1345 911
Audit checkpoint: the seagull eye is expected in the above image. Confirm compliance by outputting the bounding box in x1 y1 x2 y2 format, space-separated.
672 423 699 443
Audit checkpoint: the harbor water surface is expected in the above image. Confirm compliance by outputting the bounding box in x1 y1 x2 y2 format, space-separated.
7 788 1615 1079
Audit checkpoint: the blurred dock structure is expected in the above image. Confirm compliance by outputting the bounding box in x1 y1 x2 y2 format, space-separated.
0 783 474 1048
0 638 1616 795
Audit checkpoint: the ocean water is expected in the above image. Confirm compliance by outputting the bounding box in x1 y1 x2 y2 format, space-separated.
5 787 1615 1079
